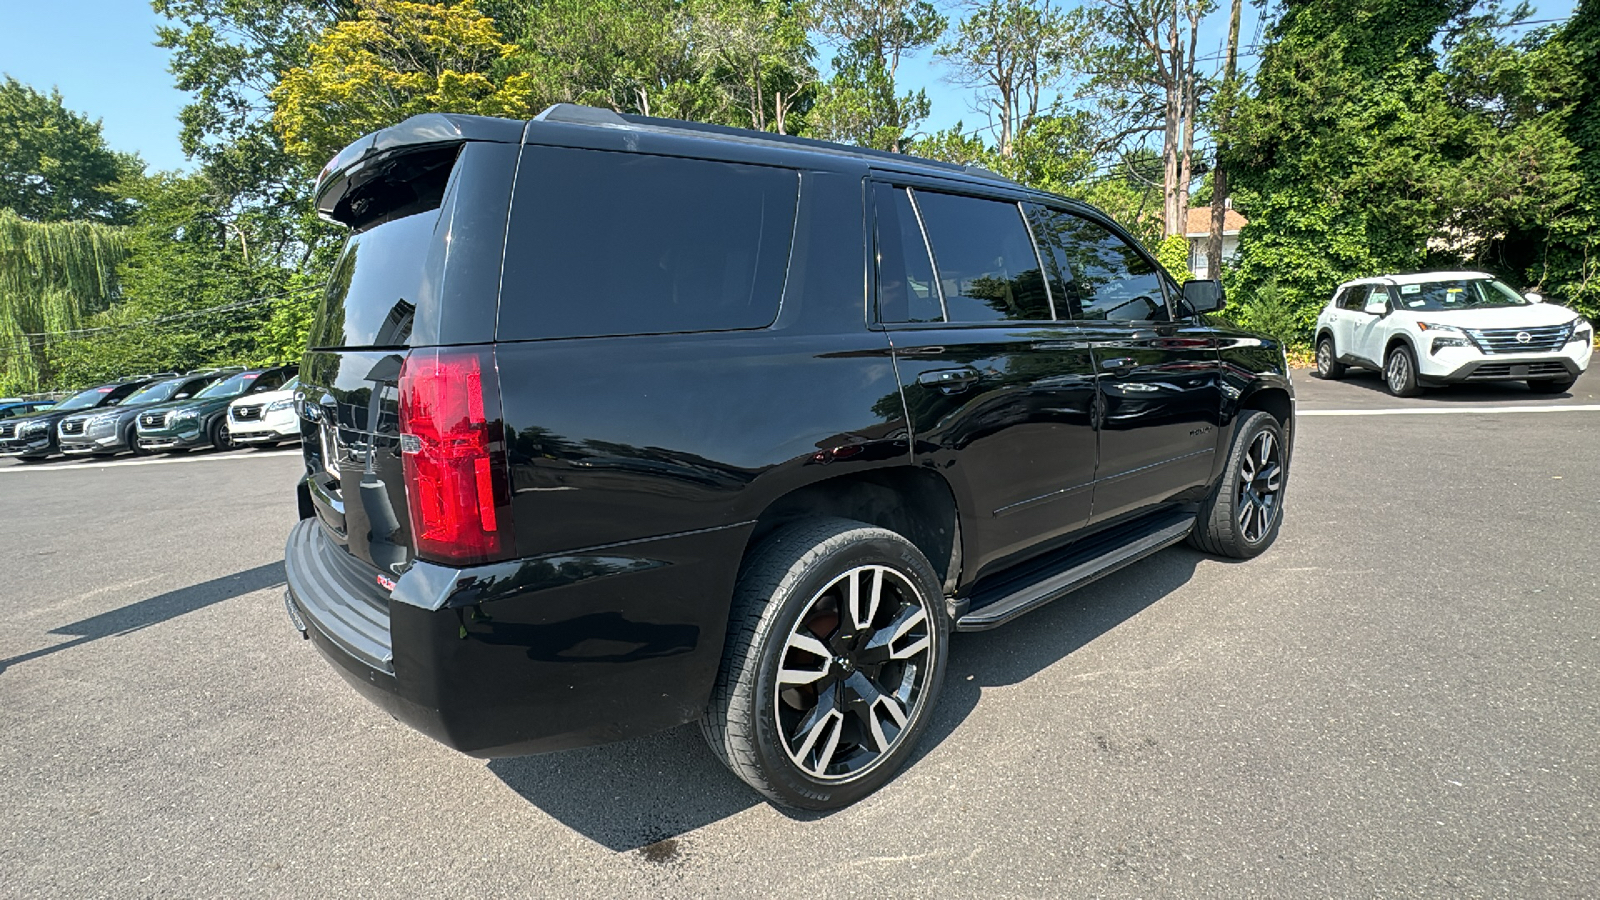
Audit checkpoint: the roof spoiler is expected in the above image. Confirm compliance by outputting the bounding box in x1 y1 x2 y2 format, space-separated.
313 113 524 226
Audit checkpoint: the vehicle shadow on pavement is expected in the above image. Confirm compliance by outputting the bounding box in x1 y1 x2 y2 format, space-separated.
918 545 1207 751
488 723 760 853
1323 369 1565 402
487 546 1209 852
0 562 286 676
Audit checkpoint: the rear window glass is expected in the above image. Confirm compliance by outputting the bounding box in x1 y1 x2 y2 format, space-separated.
500 148 799 340
311 215 428 349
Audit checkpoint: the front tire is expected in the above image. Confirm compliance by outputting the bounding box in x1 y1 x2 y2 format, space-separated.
125 424 147 456
1384 344 1421 397
1315 336 1346 379
702 518 950 810
1527 376 1577 394
1189 410 1288 559
208 418 232 450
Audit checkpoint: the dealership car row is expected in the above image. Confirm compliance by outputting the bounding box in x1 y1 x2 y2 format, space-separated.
0 364 302 462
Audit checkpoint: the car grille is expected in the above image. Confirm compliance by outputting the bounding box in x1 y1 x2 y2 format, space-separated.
0 423 13 439
1467 361 1570 380
60 418 85 436
140 413 167 429
232 404 264 422
1466 325 1571 354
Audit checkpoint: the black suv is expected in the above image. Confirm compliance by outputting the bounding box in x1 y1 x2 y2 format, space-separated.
284 106 1295 809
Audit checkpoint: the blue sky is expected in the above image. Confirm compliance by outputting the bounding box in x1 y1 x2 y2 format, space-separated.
0 1 1579 174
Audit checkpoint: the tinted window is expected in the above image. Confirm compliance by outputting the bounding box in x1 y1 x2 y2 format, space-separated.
501 149 798 339
313 214 429 349
912 191 1051 323
1340 286 1371 311
874 185 942 323
1030 208 1169 322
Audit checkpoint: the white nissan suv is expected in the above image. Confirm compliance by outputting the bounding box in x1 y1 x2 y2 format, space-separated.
1314 272 1592 396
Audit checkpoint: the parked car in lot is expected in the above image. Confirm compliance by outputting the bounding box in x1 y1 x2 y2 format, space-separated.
135 365 299 452
1314 272 1593 396
227 376 300 447
283 105 1295 810
57 370 235 457
0 376 171 461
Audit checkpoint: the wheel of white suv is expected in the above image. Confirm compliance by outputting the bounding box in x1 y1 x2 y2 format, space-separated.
1315 336 1345 379
1189 410 1288 559
1384 344 1421 397
702 517 949 810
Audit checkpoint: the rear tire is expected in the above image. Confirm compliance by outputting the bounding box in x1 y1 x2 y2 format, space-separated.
1384 344 1421 397
1315 337 1345 379
1189 410 1288 560
1527 376 1576 394
702 518 949 810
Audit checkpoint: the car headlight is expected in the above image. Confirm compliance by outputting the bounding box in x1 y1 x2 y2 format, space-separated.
89 412 120 427
266 397 294 412
1570 320 1592 345
21 420 49 436
1417 322 1464 334
170 408 198 422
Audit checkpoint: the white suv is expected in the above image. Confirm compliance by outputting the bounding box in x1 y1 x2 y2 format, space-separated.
1314 271 1592 396
226 376 300 446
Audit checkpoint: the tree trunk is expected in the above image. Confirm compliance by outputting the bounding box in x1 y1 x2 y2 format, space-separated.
1207 0 1244 280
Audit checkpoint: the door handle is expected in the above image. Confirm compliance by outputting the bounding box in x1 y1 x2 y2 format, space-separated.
917 367 980 394
1099 357 1136 372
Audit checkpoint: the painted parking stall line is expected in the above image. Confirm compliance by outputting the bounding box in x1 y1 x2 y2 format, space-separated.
1300 404 1600 417
0 448 299 474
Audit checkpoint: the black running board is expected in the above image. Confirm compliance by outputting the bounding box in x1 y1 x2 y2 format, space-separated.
955 513 1195 632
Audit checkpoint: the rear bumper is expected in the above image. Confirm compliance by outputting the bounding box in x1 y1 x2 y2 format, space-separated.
282 512 751 757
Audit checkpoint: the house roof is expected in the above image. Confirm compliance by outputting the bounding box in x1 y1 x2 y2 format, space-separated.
1184 206 1247 237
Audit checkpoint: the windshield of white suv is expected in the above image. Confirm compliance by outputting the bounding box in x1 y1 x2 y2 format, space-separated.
1394 278 1530 311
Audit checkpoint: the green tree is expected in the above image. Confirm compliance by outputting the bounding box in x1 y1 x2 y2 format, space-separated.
1228 0 1585 333
0 77 140 224
935 0 1070 159
810 0 945 150
272 0 537 171
0 211 127 392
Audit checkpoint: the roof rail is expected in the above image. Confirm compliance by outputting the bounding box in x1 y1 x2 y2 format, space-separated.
531 103 1018 186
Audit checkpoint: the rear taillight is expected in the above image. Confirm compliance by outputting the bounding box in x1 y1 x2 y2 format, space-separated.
397 346 515 566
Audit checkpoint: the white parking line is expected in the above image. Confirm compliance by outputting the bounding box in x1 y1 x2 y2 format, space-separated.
1300 404 1600 417
0 448 300 474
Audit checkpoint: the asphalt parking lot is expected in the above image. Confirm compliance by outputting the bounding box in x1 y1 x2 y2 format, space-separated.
3 368 1597 898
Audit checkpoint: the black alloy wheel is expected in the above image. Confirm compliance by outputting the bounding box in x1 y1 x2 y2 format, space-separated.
703 518 949 810
1189 410 1288 559
1315 337 1345 379
1235 428 1284 544
772 563 935 782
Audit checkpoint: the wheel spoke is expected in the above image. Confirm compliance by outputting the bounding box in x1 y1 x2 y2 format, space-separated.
778 629 832 686
859 604 929 664
1255 433 1275 470
866 695 910 753
1259 461 1283 492
849 566 883 632
789 684 845 776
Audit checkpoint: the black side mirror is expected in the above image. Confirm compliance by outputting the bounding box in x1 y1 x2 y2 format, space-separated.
1182 279 1225 314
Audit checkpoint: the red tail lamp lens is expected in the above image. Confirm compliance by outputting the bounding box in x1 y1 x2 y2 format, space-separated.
398 346 514 565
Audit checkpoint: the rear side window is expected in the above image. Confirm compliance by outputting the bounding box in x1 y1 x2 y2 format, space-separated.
912 191 1051 323
873 185 942 324
500 148 799 340
1029 207 1170 322
1340 286 1371 311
